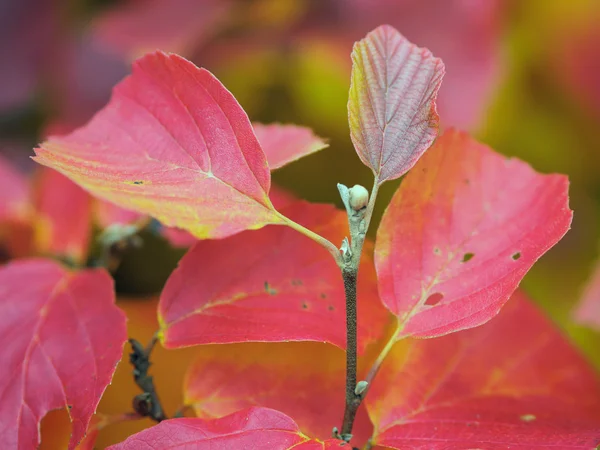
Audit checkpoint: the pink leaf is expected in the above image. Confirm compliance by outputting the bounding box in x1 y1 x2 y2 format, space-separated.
33 169 93 263
0 154 31 222
34 51 284 240
573 258 600 330
184 342 374 446
348 25 445 183
367 292 600 449
375 129 572 338
159 201 388 352
93 0 231 59
0 259 127 449
253 123 329 170
107 407 348 449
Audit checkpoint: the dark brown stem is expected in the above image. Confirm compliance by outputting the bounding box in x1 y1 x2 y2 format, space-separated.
335 177 381 443
341 267 360 439
129 335 166 422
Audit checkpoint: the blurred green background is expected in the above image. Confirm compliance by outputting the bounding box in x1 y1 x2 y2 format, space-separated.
1 0 600 368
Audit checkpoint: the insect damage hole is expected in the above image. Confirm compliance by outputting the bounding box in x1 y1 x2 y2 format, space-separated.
425 292 444 306
512 252 521 260
461 252 474 262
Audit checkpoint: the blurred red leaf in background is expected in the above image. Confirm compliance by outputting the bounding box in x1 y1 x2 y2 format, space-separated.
0 260 126 449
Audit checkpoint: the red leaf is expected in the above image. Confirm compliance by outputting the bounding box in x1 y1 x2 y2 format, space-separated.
348 25 445 183
33 169 93 263
574 258 600 330
107 407 348 449
375 129 572 338
159 201 388 351
0 259 127 450
554 14 600 119
94 200 142 229
184 342 373 446
345 0 503 129
0 154 31 222
253 123 329 170
366 292 600 449
93 0 231 59
34 51 285 240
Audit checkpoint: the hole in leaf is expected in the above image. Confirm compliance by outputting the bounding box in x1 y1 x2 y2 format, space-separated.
462 253 474 262
301 301 308 310
328 305 334 311
264 282 277 295
433 247 441 255
425 292 444 306
512 252 521 260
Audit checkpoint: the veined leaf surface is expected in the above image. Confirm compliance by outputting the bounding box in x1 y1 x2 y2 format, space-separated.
159 201 389 351
34 51 285 240
348 25 445 183
367 293 600 449
375 129 572 338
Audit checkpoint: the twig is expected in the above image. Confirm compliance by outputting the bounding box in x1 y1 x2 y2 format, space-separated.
92 218 149 271
335 178 379 442
129 334 167 422
341 267 360 439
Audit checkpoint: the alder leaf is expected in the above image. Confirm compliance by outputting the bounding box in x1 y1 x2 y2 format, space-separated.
375 129 572 338
366 292 600 449
0 259 127 450
34 51 286 240
253 123 329 170
33 169 93 264
159 201 389 351
348 25 445 183
107 407 348 449
184 342 373 446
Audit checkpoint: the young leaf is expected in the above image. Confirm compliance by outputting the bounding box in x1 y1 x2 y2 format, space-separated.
34 51 286 240
33 169 93 264
0 259 127 450
348 25 445 183
106 407 348 449
159 201 389 351
574 258 600 330
253 123 329 169
184 342 373 446
366 292 600 448
375 129 572 338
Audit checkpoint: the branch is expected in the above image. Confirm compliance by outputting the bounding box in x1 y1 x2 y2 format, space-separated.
129 334 167 422
341 266 360 439
91 218 149 271
335 178 379 442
